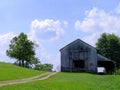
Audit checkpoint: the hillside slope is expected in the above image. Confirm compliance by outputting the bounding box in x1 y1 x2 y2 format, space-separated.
0 62 43 81
0 72 120 90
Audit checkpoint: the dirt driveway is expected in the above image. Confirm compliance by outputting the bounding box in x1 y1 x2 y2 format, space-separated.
0 72 57 87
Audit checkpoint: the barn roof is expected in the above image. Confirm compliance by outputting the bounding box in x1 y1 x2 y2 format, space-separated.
97 54 116 63
97 54 111 61
60 39 95 51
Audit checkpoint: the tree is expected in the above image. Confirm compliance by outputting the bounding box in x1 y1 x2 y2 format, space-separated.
6 32 37 67
34 63 53 71
42 64 53 71
96 33 120 68
28 56 40 68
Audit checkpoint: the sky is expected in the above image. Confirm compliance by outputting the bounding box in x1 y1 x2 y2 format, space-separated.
0 0 120 70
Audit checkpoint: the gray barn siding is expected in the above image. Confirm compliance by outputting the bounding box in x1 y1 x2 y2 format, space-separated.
60 39 115 73
87 49 97 72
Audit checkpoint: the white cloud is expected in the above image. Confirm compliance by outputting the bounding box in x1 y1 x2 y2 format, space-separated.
0 32 15 52
75 6 120 46
115 3 120 14
0 32 15 62
82 32 101 47
0 32 14 47
63 20 68 27
30 19 65 41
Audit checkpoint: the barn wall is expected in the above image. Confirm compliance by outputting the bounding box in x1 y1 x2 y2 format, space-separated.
61 48 70 71
87 48 97 72
60 39 98 72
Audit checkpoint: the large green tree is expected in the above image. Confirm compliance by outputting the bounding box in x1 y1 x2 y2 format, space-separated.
6 32 37 67
96 33 120 68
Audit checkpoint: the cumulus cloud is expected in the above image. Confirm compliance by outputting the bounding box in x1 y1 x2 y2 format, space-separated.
115 3 120 14
30 19 65 41
0 32 14 47
75 7 120 46
0 32 15 62
63 20 68 27
0 32 15 52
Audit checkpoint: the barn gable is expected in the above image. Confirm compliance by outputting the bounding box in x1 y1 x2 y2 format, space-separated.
60 39 95 52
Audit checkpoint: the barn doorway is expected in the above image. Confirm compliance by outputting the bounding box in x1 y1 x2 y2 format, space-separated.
97 61 115 73
73 60 85 68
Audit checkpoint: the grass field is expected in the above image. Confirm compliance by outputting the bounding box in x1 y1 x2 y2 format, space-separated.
0 72 120 90
0 62 43 81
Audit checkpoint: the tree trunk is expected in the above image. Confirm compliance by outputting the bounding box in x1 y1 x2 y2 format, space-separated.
22 60 24 67
18 60 22 66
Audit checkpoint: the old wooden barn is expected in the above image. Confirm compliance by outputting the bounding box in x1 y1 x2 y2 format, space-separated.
60 39 115 73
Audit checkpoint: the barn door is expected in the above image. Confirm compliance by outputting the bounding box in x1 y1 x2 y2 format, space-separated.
73 60 85 68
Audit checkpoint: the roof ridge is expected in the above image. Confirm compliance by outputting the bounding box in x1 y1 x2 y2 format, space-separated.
60 38 95 51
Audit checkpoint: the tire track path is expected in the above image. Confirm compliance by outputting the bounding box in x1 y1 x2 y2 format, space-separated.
0 72 57 87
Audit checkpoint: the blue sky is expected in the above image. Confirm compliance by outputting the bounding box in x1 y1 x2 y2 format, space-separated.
0 0 120 70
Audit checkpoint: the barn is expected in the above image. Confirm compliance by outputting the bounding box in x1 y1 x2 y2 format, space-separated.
60 39 115 73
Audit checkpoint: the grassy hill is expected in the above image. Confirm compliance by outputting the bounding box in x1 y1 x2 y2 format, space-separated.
0 62 43 81
0 72 120 90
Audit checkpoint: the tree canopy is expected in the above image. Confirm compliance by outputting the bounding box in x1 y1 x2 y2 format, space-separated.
34 63 53 71
96 33 120 68
6 32 38 68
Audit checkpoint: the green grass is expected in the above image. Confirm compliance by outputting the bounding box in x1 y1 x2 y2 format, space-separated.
0 62 43 81
0 72 120 90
